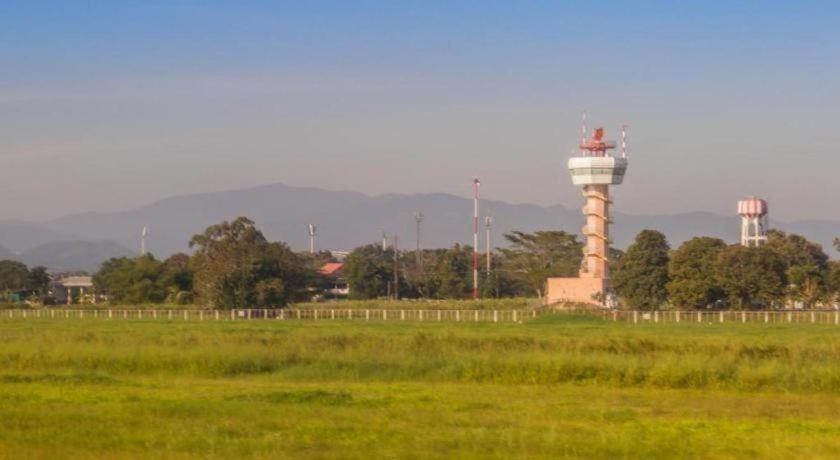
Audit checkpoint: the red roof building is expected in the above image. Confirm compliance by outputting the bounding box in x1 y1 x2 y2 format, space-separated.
318 263 348 297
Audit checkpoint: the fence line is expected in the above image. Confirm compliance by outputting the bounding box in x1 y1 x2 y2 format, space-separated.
587 309 840 325
1 308 837 325
0 308 537 323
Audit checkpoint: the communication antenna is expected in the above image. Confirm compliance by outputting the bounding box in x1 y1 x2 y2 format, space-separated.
140 226 148 256
580 110 588 155
414 212 424 268
392 235 399 300
472 177 481 300
484 216 492 276
307 224 317 254
381 231 388 251
620 124 628 158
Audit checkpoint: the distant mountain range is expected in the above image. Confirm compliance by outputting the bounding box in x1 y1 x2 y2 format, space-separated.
0 183 837 272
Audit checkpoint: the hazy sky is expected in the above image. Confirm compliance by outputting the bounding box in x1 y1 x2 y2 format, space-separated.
1 1 839 222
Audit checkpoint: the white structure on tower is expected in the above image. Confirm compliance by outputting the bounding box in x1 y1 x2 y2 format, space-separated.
738 197 768 247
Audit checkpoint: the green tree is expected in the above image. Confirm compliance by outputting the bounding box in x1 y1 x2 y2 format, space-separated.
667 237 727 309
828 261 840 305
344 244 393 300
766 230 830 305
189 217 311 308
94 254 167 304
431 244 470 299
787 264 828 309
161 253 194 304
612 230 670 310
498 231 582 297
715 245 786 309
0 260 32 292
767 230 829 272
28 266 50 298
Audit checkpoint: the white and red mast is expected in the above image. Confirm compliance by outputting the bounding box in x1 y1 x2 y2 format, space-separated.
472 177 480 300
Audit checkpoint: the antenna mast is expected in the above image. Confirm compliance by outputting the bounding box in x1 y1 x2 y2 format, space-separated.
414 212 424 268
484 216 492 276
472 177 480 300
140 226 148 256
307 224 317 254
621 124 628 158
580 110 587 155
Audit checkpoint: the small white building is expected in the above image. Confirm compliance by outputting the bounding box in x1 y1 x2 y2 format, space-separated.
50 276 95 305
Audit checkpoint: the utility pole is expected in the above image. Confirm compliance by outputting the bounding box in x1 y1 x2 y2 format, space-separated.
308 224 317 254
472 177 480 300
392 235 399 300
381 231 388 251
485 216 492 275
414 212 424 269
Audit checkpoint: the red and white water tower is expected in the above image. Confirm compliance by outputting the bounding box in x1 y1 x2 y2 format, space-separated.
738 197 768 247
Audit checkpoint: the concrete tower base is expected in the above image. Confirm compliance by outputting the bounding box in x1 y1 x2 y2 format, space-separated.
545 277 606 306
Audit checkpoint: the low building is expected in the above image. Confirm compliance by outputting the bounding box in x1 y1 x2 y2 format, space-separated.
319 263 349 298
50 276 95 305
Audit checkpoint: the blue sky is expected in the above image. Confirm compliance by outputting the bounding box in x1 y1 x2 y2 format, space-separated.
1 1 838 220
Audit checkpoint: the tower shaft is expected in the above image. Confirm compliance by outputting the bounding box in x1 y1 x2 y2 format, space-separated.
581 184 610 279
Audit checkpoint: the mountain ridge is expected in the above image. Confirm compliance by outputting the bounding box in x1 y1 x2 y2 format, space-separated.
0 183 834 271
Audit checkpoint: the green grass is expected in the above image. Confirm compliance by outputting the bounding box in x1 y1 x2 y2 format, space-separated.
0 315 838 458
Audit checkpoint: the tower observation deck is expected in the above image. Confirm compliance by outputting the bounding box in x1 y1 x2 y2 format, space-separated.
546 119 629 307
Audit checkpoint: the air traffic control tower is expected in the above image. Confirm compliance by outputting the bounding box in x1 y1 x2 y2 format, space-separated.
546 118 628 307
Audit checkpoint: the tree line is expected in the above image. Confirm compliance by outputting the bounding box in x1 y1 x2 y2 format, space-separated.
612 229 840 310
2 215 836 310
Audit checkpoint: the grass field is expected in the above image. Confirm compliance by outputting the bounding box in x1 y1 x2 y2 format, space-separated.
0 315 838 458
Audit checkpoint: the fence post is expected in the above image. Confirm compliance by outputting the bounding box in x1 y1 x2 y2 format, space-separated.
811 311 815 324
475 310 479 322
742 312 746 323
633 311 638 324
331 309 335 320
654 311 659 323
513 310 518 322
697 311 702 323
419 310 424 321
765 312 769 323
493 310 498 323
365 309 370 321
402 309 406 321
835 311 839 325
675 311 680 323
